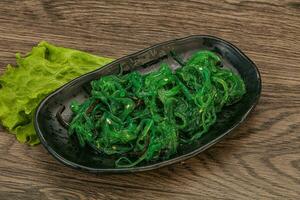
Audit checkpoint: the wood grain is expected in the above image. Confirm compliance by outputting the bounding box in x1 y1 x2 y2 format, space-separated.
0 0 299 199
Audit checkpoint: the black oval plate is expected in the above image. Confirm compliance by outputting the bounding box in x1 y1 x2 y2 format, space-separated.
34 35 261 173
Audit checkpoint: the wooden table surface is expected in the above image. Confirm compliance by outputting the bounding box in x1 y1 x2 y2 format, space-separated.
0 1 299 199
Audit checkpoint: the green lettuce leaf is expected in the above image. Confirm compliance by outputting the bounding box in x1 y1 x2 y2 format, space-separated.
0 41 113 145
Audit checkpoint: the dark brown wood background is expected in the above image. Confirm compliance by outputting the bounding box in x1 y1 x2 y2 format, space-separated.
0 0 299 199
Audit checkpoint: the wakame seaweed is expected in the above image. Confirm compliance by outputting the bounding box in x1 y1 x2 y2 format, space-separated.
68 51 246 168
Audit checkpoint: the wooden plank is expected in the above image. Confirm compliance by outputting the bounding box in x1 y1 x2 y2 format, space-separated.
0 0 299 199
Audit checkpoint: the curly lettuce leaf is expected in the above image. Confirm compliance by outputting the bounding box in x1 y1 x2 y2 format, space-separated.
0 41 113 145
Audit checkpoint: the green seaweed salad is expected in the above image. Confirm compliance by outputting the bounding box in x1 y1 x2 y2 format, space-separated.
69 51 246 168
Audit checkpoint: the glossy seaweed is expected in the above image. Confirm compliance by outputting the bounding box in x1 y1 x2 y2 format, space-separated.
67 51 246 168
